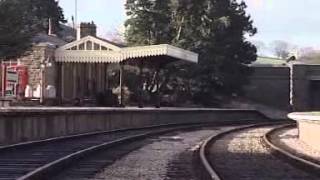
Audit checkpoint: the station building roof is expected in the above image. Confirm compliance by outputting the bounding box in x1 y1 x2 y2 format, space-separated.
55 35 198 64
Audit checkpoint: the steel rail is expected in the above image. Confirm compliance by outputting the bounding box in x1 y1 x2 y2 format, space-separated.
199 121 292 180
18 124 206 180
263 124 320 176
1 122 243 180
0 123 198 152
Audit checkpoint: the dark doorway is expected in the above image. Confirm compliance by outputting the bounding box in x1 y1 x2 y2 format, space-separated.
309 80 320 110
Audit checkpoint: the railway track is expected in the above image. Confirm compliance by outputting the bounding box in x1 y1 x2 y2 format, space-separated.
0 123 210 180
0 121 266 180
1 120 289 180
49 123 277 180
49 125 243 180
200 123 320 180
264 125 320 176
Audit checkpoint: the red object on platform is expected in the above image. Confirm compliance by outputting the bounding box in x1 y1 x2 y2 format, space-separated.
1 64 6 97
17 66 28 95
1 63 28 97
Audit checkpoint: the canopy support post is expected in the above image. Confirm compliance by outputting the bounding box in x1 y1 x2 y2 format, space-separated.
155 65 161 108
56 62 62 104
72 63 77 99
119 63 124 107
104 63 109 92
138 60 144 108
88 64 93 97
61 63 65 102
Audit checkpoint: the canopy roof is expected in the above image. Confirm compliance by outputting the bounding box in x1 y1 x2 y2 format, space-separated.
55 36 198 64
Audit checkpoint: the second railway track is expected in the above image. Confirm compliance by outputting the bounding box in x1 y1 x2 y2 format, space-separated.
200 123 320 180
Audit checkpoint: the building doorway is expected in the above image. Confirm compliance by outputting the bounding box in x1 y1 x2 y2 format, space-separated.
309 80 320 110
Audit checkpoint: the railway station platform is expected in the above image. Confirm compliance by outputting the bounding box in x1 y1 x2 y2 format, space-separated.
0 107 269 145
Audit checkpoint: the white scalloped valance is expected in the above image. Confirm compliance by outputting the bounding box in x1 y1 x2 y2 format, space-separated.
55 36 198 64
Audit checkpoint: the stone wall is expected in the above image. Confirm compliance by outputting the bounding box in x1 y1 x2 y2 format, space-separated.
44 46 57 88
18 44 56 92
0 108 268 146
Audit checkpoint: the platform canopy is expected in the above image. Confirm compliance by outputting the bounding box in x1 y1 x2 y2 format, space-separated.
55 36 198 64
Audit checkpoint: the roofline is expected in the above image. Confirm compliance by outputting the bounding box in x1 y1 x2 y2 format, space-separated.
56 35 122 51
55 44 198 64
257 56 285 61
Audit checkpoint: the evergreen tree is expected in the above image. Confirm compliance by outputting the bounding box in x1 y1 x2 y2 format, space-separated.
0 0 66 60
184 0 257 105
152 0 173 44
125 0 258 106
0 0 36 59
30 0 66 32
125 0 175 104
170 0 207 49
125 0 172 45
175 0 258 97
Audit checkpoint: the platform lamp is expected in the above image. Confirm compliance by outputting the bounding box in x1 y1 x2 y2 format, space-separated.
40 58 53 104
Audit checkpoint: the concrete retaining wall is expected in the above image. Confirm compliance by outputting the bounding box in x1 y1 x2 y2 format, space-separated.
292 64 320 111
297 121 320 151
288 112 320 151
244 66 290 110
0 107 268 145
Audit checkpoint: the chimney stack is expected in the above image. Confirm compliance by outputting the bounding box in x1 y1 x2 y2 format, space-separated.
77 22 97 40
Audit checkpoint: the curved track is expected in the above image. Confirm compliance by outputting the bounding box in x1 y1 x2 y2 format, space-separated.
264 125 320 176
200 123 320 180
0 123 210 180
50 126 230 180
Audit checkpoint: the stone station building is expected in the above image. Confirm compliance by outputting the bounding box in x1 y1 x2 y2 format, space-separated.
1 22 198 107
2 22 320 111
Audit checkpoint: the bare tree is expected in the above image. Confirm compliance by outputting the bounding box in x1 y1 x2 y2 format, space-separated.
299 48 320 64
271 40 290 59
105 26 126 44
299 47 316 57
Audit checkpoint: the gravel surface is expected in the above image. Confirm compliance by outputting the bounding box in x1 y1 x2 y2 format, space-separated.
271 127 320 161
91 127 236 180
209 126 319 180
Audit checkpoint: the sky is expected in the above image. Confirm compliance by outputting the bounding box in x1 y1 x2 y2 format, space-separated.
58 0 320 51
58 0 126 38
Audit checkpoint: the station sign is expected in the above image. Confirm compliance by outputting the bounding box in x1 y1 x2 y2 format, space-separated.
5 68 18 97
6 70 18 83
